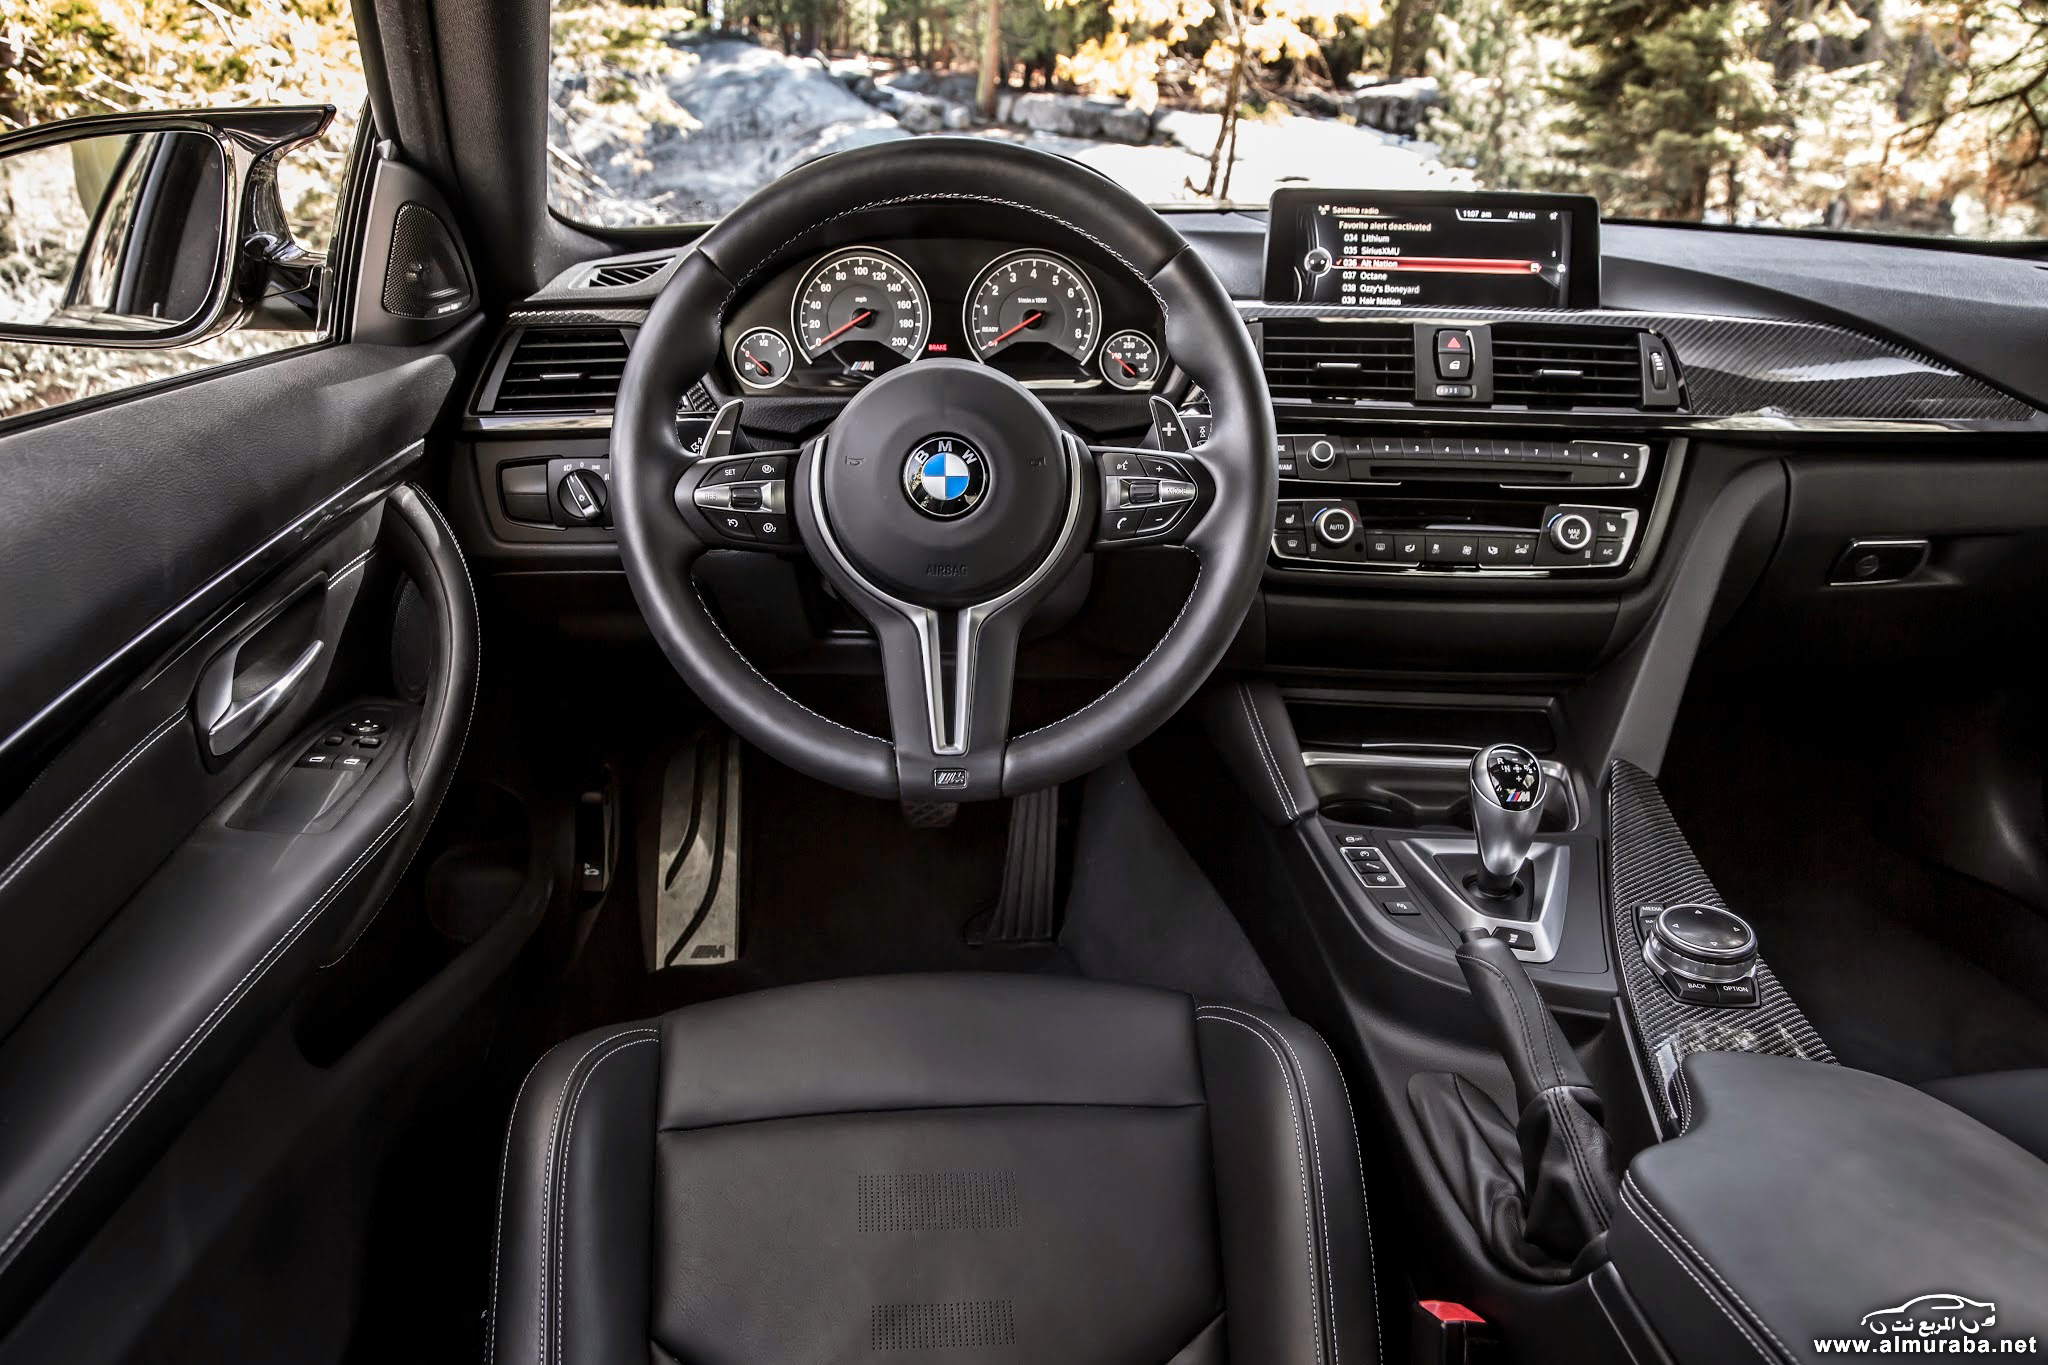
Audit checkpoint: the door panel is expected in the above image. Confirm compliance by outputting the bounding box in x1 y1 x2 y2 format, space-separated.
0 129 486 1332
0 481 480 1327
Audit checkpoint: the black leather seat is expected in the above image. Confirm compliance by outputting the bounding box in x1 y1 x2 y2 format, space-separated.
1920 1069 2048 1162
488 974 1380 1365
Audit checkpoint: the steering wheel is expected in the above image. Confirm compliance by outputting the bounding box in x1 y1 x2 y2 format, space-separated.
611 138 1276 803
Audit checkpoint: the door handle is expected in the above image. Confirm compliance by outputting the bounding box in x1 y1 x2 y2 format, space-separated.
197 638 323 758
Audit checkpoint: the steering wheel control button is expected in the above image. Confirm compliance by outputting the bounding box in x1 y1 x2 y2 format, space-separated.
746 512 792 544
709 510 754 541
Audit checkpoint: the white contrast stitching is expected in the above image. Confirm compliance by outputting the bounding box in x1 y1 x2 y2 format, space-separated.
1204 1006 1337 1365
1197 1010 1324 1365
556 1035 659 1365
1625 1175 1795 1361
486 1056 545 1365
537 1027 658 1365
1012 563 1204 740
695 592 883 743
1309 1029 1383 1365
1619 1184 1778 1364
0 801 413 1268
719 193 1168 319
0 709 185 901
1238 684 1296 820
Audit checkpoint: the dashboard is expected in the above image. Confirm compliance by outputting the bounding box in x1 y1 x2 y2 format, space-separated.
717 237 1169 396
464 181 2048 684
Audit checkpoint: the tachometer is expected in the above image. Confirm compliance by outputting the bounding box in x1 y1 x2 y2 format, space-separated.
793 248 929 366
965 250 1100 363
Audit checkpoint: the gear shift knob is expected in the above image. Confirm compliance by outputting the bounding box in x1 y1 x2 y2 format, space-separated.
1469 744 1545 897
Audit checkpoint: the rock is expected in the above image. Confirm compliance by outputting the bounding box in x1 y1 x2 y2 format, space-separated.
884 88 949 133
1295 88 1342 118
944 103 975 130
1348 76 1442 138
1007 91 1148 141
1095 101 1152 144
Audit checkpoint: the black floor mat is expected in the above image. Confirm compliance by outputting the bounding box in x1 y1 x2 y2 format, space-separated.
535 744 1073 1040
1664 690 2048 1085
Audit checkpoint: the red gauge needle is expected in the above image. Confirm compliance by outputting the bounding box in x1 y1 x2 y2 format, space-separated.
989 311 1044 347
818 309 874 345
1115 355 1138 377
744 351 773 376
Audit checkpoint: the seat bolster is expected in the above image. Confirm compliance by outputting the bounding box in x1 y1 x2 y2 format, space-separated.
1196 1003 1381 1365
488 1023 662 1365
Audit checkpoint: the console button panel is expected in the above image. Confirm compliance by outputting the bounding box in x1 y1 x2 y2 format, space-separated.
1274 501 1640 573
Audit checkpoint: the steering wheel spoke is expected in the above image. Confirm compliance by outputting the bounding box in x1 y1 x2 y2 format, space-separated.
1090 444 1211 549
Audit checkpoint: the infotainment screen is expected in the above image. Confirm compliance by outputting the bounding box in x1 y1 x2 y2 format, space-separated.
1262 188 1600 309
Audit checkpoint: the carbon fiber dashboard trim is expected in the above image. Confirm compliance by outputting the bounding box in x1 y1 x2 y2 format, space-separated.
1246 303 2039 428
1606 760 1834 1133
504 307 650 326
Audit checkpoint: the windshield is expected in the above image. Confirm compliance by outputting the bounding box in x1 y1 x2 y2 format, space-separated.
549 0 2046 242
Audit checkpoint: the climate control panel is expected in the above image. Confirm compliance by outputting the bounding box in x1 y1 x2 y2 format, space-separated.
1274 501 1641 573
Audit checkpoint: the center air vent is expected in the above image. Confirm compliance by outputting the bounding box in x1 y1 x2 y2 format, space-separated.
588 258 667 288
486 327 631 413
1491 326 1646 408
1262 320 1414 405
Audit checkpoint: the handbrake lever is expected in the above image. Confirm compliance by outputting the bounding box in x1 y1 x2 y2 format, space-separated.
1455 929 1619 1263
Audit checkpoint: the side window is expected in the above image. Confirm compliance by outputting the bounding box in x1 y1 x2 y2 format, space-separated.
0 4 368 424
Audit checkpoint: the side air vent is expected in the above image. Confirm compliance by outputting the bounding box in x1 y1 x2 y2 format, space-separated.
1262 320 1414 404
588 258 667 288
487 327 631 413
1491 326 1646 408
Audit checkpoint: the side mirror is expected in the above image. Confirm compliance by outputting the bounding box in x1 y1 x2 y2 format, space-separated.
0 106 331 349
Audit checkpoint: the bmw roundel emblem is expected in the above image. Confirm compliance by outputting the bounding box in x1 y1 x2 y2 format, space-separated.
901 436 989 519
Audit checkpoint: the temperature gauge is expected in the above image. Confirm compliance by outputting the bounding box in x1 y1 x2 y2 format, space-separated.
1099 330 1161 391
732 328 794 388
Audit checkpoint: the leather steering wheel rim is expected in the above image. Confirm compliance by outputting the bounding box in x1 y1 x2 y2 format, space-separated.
610 137 1276 803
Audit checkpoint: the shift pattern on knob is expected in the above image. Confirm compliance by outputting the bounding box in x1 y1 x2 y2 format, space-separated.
1483 748 1541 809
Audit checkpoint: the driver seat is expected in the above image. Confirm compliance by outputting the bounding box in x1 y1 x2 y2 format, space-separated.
488 974 1380 1364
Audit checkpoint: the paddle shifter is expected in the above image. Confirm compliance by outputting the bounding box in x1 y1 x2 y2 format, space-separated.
1469 744 1544 898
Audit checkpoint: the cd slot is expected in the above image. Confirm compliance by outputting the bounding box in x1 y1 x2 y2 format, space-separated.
1363 461 1573 485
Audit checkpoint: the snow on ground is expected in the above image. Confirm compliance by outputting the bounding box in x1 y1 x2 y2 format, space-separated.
553 37 1456 224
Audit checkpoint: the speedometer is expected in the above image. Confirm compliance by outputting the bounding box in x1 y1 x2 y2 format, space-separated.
965 251 1100 363
792 248 930 366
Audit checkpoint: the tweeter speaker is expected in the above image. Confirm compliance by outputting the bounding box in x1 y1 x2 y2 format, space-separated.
380 201 472 319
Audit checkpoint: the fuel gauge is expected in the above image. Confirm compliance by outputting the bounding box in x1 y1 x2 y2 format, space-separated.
1099 330 1161 391
732 328 794 388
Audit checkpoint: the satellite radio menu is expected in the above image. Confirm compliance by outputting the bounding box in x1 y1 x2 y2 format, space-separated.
1264 189 1587 309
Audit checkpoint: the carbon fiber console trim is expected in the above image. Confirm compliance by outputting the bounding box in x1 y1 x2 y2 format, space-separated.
1246 303 2038 428
1606 760 1834 1132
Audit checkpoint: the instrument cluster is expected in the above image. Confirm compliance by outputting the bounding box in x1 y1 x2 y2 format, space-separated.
720 239 1167 396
